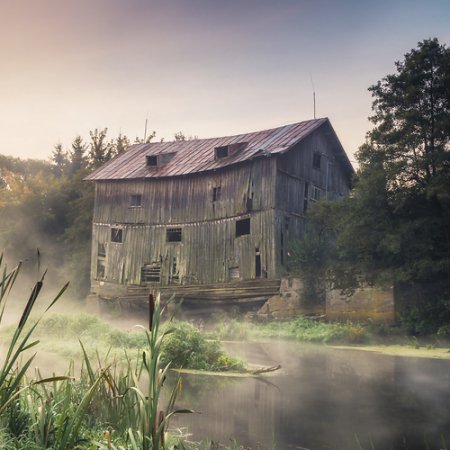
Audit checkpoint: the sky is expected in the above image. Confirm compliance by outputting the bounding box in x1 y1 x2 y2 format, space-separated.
0 0 449 165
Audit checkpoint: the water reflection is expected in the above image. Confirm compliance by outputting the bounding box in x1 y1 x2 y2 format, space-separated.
171 342 450 450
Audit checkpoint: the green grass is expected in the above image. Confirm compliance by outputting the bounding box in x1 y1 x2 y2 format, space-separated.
213 317 371 344
1 312 244 372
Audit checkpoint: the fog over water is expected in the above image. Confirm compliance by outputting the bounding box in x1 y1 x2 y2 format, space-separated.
171 341 450 450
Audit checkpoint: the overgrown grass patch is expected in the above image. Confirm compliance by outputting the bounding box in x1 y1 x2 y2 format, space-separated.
213 317 371 344
0 313 244 372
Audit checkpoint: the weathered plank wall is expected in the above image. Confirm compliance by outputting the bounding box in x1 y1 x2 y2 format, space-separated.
273 125 352 275
89 125 352 293
91 158 278 287
93 158 276 224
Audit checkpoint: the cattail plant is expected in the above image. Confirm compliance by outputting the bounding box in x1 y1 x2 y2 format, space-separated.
129 294 192 450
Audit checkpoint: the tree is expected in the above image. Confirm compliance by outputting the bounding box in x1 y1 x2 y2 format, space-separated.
89 128 113 169
291 39 450 332
363 38 449 191
69 136 88 175
356 38 450 283
114 133 131 156
51 143 69 177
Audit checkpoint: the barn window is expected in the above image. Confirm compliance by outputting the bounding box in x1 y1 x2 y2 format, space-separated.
255 248 261 278
313 152 321 169
236 218 250 237
141 263 161 284
98 242 106 257
146 155 157 166
303 182 309 213
96 262 106 279
147 153 176 167
215 146 229 159
310 186 321 202
167 227 182 242
111 228 123 243
212 186 221 201
169 257 180 284
129 194 142 207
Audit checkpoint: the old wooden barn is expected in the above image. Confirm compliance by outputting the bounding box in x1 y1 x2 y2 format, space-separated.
85 118 353 309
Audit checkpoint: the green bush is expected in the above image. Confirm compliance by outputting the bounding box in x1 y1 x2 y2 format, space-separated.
162 321 244 371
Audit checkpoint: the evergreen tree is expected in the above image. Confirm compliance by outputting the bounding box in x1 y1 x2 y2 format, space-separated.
51 143 69 177
69 136 88 175
89 128 113 168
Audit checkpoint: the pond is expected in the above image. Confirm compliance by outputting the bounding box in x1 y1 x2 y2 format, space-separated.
170 341 450 450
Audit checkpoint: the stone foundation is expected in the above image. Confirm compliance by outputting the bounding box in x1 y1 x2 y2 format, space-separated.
326 285 395 323
257 277 325 319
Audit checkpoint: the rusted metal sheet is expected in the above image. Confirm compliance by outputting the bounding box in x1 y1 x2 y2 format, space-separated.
85 118 330 181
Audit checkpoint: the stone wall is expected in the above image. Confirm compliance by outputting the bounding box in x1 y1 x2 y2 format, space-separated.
326 285 395 323
257 277 325 319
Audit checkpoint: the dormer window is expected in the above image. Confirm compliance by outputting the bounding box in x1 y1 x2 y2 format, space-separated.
214 142 248 160
215 146 229 159
146 155 157 166
146 152 176 167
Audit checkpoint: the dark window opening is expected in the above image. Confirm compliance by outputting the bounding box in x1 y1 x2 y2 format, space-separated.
129 194 142 207
141 263 161 284
313 152 321 170
311 186 321 202
96 262 105 279
213 186 221 202
98 243 106 257
303 182 309 213
167 227 182 242
229 266 240 280
111 228 123 243
146 155 157 166
215 146 229 159
236 218 251 237
169 257 180 284
146 153 176 167
255 249 261 278
246 193 253 212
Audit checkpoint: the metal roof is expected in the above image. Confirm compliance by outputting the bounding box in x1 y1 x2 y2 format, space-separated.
85 118 351 181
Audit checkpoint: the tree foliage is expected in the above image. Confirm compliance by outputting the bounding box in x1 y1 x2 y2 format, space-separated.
290 39 450 331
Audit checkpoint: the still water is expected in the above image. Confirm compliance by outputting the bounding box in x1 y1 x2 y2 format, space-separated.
171 341 450 450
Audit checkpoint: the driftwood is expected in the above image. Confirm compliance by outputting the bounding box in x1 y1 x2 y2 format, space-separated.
248 364 281 375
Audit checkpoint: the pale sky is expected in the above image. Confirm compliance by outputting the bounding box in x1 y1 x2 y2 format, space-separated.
0 0 449 164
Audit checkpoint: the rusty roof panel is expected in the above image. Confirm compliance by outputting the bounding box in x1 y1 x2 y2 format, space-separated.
85 118 331 181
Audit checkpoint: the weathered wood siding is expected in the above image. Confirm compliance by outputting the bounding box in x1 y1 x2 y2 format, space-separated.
91 158 278 287
274 125 352 274
93 158 276 224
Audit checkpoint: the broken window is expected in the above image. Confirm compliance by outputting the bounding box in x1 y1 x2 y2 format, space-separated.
313 152 321 170
98 242 106 257
111 228 123 243
310 186 321 202
228 266 240 280
166 227 182 242
212 186 221 202
236 218 250 237
169 257 180 284
129 194 142 207
141 263 161 284
96 262 105 279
